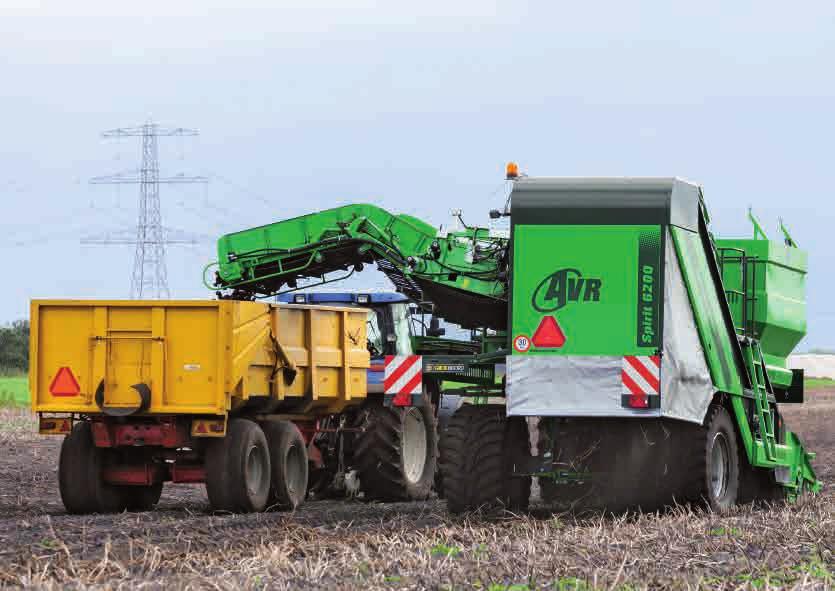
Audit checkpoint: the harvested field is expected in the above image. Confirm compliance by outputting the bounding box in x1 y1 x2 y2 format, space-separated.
0 392 832 590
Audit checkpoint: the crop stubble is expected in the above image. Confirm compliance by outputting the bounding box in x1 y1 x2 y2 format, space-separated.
0 391 832 589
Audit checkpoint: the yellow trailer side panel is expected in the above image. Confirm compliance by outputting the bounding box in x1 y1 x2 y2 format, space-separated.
30 300 369 417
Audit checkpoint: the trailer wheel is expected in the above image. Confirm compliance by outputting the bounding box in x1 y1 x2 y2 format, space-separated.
59 421 125 514
262 421 308 510
205 418 271 513
440 404 530 514
121 482 164 512
701 405 740 511
354 397 437 501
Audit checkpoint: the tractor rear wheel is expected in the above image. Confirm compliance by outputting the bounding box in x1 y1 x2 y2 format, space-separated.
440 404 530 514
205 418 271 513
59 421 126 514
262 420 309 510
354 397 437 501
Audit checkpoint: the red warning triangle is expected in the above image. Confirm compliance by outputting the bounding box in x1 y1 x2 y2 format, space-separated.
49 367 80 397
532 315 566 348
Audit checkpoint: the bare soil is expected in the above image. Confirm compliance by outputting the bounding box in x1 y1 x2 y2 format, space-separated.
0 392 832 590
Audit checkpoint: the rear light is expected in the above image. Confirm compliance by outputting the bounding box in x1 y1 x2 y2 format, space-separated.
39 416 72 435
191 418 226 437
293 294 306 303
621 393 659 409
627 393 649 409
356 294 370 304
392 392 412 407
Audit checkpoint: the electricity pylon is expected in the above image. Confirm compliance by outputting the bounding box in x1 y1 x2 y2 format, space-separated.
86 121 208 299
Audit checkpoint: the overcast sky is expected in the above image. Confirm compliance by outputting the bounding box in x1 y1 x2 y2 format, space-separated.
2 1 834 348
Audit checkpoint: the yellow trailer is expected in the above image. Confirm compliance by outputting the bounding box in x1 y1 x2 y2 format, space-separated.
30 299 369 514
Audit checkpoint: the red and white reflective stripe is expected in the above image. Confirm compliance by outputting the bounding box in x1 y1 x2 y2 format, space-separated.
621 355 660 401
384 355 422 396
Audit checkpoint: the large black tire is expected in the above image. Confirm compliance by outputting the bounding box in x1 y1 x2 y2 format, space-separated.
690 405 741 512
440 404 530 514
262 420 309 510
434 394 464 498
205 418 271 513
59 422 125 514
354 397 437 501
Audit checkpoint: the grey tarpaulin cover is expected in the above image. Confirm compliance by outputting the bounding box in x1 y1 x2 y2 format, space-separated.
507 229 715 423
658 228 715 423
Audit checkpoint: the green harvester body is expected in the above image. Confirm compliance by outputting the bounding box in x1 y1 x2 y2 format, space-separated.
506 178 817 495
210 176 820 497
715 237 807 390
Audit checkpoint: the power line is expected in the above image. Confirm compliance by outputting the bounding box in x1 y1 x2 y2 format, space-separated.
0 201 131 244
208 173 275 209
168 178 276 235
81 226 214 245
171 199 232 233
87 121 208 299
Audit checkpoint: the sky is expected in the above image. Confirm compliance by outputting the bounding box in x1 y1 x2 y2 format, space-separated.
1 1 834 348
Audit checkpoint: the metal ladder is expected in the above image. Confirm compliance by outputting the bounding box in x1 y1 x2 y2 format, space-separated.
717 246 758 337
740 338 777 462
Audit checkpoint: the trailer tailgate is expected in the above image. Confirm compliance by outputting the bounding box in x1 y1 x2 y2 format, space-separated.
31 300 228 415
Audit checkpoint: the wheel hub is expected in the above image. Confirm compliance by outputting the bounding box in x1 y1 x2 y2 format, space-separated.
402 407 428 484
285 443 305 497
710 431 730 500
245 444 268 496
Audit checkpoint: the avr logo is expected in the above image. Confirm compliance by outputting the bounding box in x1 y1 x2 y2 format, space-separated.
532 268 602 312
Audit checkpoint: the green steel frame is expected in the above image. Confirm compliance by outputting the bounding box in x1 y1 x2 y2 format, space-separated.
206 204 508 329
208 178 821 496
